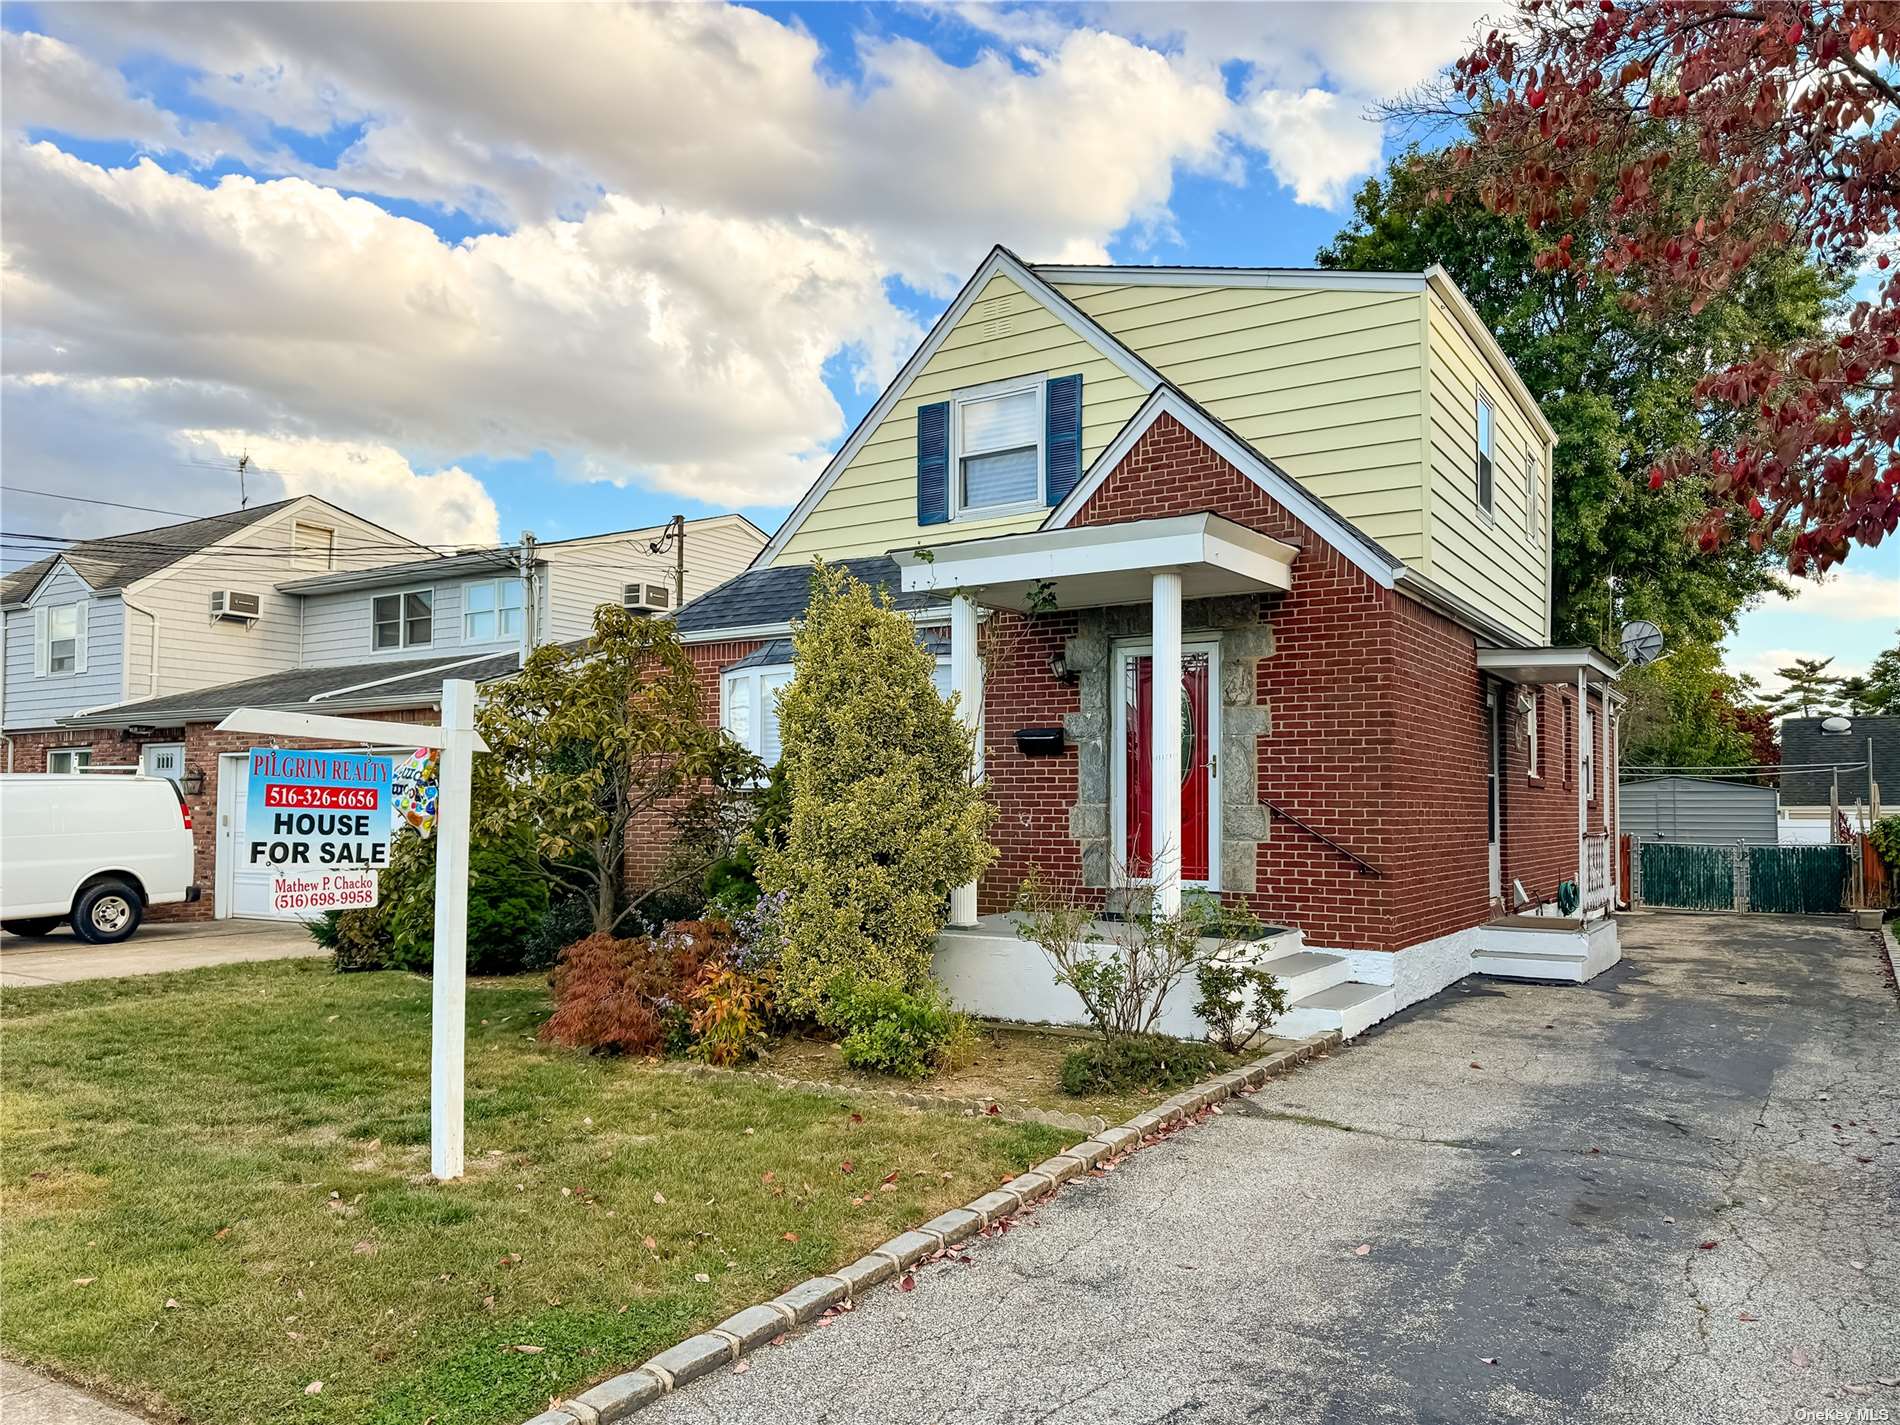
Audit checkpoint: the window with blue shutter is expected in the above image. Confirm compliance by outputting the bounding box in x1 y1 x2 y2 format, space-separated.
917 400 950 526
1044 373 1082 505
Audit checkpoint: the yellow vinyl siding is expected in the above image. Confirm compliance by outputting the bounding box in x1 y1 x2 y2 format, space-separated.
1424 289 1551 643
1059 283 1429 563
771 274 1147 565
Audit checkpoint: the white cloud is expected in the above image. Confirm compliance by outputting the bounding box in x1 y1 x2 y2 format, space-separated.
1239 88 1386 209
1 144 919 507
1770 567 1900 622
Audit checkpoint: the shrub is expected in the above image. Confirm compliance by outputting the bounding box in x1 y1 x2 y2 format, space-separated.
689 963 770 1066
519 892 598 972
311 903 392 973
1193 959 1290 1055
1014 877 1265 1045
1870 813 1900 872
703 764 791 917
757 563 995 1016
823 980 974 1080
540 921 726 1055
384 824 552 975
1058 1036 1230 1097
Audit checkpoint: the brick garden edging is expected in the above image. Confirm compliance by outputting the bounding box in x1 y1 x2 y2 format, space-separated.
520 1031 1342 1425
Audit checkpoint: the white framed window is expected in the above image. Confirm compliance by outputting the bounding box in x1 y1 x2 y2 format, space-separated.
1583 701 1596 803
1524 451 1541 546
1525 689 1541 779
463 580 524 642
34 602 87 677
47 748 91 774
293 522 336 569
723 656 958 768
372 588 434 650
1475 393 1495 517
952 374 1045 520
722 664 796 767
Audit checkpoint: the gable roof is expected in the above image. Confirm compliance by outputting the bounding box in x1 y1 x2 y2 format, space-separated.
1780 714 1900 807
2 499 300 605
1042 383 1403 589
674 555 946 642
752 246 1166 569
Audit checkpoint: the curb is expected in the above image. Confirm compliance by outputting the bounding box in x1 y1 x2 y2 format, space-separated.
524 1031 1341 1424
1881 918 1900 1000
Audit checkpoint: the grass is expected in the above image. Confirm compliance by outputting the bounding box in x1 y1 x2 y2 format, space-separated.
754 1025 1173 1124
0 960 1069 1425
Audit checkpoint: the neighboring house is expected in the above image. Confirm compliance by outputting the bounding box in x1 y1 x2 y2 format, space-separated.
1620 775 1779 846
1778 713 1895 840
5 511 768 920
652 247 1622 1040
2 497 434 757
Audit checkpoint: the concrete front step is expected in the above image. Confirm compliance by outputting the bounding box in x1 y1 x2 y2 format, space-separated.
1471 947 1589 983
1276 980 1395 1041
1252 949 1352 1002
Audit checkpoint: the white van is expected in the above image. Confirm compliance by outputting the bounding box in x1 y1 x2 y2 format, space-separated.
0 773 200 943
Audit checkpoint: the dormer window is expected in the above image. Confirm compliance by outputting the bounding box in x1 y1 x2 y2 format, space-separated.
35 602 87 677
953 375 1045 518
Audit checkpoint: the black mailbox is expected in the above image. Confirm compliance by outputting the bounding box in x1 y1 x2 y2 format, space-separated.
1014 727 1067 757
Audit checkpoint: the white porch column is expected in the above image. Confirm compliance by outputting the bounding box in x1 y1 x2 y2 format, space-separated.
1576 670 1588 901
949 593 981 928
1151 571 1184 916
1608 704 1620 906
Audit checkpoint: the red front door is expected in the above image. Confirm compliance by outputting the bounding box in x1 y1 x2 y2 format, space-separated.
1123 649 1212 883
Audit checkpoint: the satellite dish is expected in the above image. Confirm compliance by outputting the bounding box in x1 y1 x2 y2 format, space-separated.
1619 619 1664 667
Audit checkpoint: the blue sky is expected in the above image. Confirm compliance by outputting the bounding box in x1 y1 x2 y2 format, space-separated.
0 1 1890 692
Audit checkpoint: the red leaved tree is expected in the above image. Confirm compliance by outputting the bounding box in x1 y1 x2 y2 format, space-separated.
1407 0 1900 573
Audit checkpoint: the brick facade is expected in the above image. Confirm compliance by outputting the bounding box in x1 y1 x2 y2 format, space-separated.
629 411 1613 957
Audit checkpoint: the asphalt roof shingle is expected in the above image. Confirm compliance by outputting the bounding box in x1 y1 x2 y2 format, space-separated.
674 556 946 637
1780 715 1900 808
2 499 299 604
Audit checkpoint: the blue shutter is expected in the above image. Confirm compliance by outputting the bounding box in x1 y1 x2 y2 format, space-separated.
917 401 950 526
1044 373 1083 506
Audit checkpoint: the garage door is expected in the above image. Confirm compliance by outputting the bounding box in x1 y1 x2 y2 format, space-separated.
216 748 408 921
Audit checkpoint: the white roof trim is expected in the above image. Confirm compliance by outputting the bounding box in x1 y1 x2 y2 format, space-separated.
1476 646 1622 684
309 652 505 702
15 556 99 608
1034 264 1428 294
752 246 1163 569
889 512 1295 611
1040 386 1399 590
1424 266 1557 446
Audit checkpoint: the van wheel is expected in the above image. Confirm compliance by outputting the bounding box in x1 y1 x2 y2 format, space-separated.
2 918 61 938
72 881 142 945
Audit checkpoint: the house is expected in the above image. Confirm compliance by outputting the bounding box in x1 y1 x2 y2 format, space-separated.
5 508 767 920
652 247 1622 1039
1777 713 1894 841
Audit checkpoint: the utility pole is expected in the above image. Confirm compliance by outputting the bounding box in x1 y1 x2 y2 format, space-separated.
516 531 538 668
672 514 685 610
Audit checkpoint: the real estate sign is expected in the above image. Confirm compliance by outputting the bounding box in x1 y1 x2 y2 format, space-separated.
245 748 395 875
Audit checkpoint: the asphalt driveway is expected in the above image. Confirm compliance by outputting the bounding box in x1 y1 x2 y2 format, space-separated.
0 918 321 986
649 912 1898 1424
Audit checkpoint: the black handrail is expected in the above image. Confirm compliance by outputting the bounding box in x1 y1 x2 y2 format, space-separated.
1263 799 1383 878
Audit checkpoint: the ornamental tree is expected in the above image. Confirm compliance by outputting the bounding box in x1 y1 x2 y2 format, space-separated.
755 562 994 1016
477 604 759 937
1406 0 1900 573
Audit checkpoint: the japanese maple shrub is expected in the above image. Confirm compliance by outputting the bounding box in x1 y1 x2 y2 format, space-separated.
756 562 995 1016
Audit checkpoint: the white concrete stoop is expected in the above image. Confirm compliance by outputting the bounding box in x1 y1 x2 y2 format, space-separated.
1470 915 1622 984
1252 932 1396 1041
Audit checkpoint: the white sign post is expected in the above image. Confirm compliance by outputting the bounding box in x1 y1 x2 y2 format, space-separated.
215 679 490 1181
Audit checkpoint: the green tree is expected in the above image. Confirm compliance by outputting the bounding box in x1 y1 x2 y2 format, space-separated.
1837 630 1900 716
1619 642 1758 770
1771 656 1844 720
757 563 995 1016
477 604 759 936
1318 151 1834 648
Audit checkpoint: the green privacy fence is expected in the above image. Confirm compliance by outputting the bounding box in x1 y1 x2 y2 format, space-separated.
1633 840 1855 914
1747 845 1853 915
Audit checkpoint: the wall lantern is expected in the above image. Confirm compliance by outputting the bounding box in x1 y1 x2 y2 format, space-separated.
180 765 207 797
1047 651 1079 685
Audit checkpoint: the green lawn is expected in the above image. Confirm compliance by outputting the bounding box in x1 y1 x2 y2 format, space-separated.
0 961 1068 1425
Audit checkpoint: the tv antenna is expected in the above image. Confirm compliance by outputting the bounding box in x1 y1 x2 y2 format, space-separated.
238 451 250 509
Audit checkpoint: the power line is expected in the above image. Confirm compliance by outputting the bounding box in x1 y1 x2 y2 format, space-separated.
2 487 202 520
